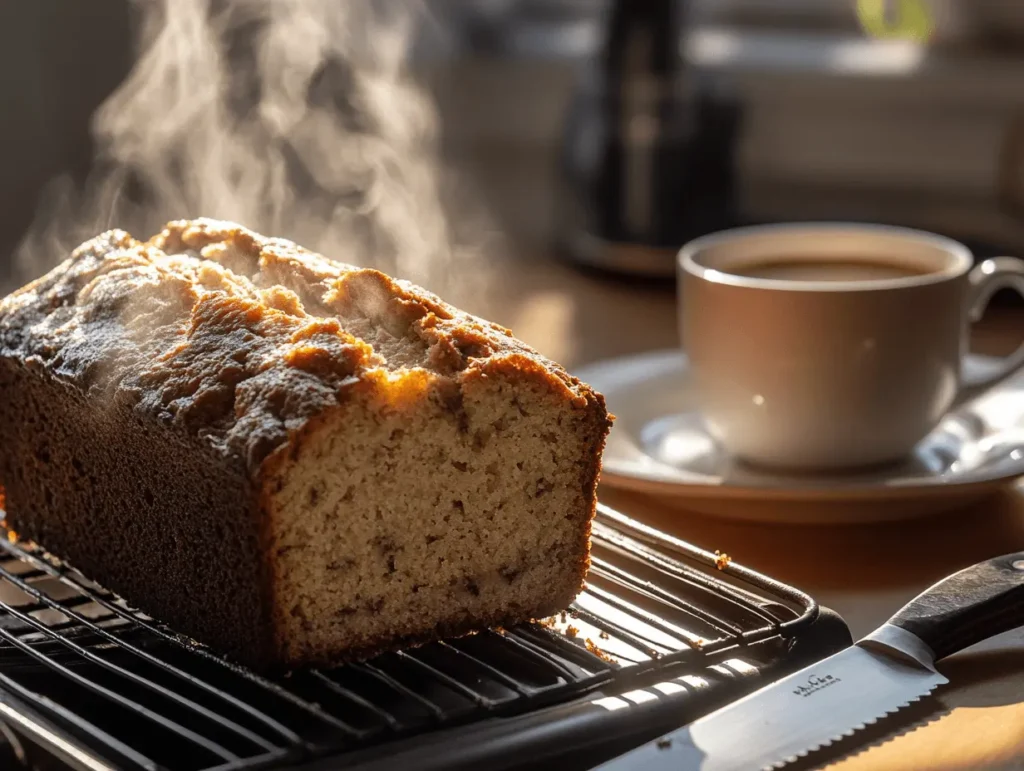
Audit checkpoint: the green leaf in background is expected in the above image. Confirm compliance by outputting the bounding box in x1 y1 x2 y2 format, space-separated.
856 0 935 42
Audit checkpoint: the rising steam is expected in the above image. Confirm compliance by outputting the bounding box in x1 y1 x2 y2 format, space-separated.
14 0 492 304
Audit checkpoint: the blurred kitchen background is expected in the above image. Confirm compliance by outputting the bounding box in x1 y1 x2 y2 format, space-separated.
3 0 1024 361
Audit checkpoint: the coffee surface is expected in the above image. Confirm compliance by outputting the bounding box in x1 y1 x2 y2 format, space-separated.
733 258 928 282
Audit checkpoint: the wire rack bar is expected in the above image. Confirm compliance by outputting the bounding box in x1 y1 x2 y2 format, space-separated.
0 540 355 738
590 556 744 637
0 668 160 771
0 614 240 763
347 661 447 721
437 641 534 697
594 504 819 631
203 749 295 771
508 626 616 674
485 630 589 683
308 670 402 731
393 651 493 708
569 607 668 659
582 582 704 651
0 591 276 753
0 501 821 771
592 520 784 629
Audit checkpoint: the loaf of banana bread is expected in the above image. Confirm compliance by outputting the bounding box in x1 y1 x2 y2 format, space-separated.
0 219 610 670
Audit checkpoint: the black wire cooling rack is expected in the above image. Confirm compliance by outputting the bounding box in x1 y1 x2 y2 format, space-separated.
0 502 848 771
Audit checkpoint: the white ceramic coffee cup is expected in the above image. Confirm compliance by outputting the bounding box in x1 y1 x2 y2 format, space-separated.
678 223 1024 470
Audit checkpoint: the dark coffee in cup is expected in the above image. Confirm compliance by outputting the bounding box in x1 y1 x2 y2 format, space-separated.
733 259 930 282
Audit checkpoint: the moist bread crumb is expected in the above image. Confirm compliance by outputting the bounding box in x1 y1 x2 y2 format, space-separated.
0 219 611 670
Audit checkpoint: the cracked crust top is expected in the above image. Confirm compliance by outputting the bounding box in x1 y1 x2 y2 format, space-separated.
0 219 606 476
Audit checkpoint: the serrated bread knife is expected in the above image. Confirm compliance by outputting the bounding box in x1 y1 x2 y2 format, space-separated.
594 552 1024 771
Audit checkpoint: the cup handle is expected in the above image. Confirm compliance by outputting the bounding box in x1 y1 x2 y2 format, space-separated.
956 257 1024 406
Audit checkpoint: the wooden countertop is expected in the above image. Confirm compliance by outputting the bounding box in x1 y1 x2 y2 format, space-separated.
465 248 1024 771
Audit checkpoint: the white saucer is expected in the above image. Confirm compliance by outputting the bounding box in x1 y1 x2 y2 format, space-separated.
576 350 1024 524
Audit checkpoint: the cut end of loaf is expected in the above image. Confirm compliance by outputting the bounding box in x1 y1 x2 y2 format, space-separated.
263 361 607 665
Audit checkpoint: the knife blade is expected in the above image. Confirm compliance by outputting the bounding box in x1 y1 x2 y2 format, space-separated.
594 551 1024 771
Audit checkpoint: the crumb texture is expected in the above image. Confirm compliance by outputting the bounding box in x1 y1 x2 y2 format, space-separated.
0 219 611 669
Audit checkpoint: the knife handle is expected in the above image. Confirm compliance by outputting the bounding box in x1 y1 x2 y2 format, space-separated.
888 552 1024 661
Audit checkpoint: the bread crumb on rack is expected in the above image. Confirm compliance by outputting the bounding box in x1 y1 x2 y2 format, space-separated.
584 637 617 663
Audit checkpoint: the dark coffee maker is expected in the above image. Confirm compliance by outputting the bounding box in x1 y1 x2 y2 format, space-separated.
557 0 741 278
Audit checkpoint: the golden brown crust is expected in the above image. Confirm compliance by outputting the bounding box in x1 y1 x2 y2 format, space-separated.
0 219 606 477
